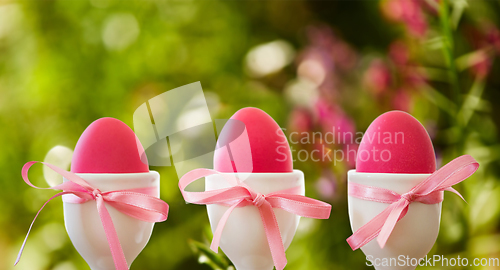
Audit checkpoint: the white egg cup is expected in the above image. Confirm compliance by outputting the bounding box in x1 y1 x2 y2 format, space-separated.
205 170 305 270
63 171 160 270
348 170 441 270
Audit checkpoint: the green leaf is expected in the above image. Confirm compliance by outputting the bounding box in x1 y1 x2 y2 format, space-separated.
188 239 230 270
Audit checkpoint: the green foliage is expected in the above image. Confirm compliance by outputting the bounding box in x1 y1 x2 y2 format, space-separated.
1 0 500 269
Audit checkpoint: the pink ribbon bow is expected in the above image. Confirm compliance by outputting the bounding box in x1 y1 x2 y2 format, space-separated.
16 161 169 270
347 155 479 250
179 168 332 270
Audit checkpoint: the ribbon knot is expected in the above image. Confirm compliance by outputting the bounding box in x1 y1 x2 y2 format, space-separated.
251 193 266 207
401 191 416 203
346 155 479 251
16 161 169 270
92 188 102 199
179 168 332 270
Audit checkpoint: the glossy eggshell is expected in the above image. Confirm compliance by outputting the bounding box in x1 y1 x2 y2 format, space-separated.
356 111 436 174
214 107 293 173
71 117 149 173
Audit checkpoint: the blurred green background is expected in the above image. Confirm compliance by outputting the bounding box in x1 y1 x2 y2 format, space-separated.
1 0 500 269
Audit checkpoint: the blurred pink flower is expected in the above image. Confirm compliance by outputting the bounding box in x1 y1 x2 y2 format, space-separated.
314 98 335 126
464 23 496 79
318 76 338 101
389 40 410 66
471 51 492 79
392 89 413 112
331 39 358 71
363 59 392 95
382 0 429 37
315 169 337 200
485 25 500 54
297 45 336 100
297 54 327 86
303 25 358 73
404 67 426 88
389 40 426 89
288 108 313 135
307 24 336 50
314 100 356 155
468 22 500 53
336 113 357 144
303 26 336 71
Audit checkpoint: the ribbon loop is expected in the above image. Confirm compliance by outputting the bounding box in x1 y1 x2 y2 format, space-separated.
179 169 332 270
16 161 169 270
347 155 479 251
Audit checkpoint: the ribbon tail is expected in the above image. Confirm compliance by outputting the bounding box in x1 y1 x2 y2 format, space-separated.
347 202 400 250
15 191 68 265
210 199 243 253
445 187 466 203
377 200 409 249
96 197 129 270
258 201 287 270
